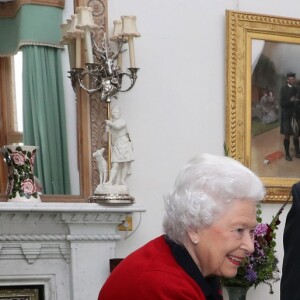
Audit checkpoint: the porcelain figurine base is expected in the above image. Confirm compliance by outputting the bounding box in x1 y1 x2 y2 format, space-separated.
89 193 135 205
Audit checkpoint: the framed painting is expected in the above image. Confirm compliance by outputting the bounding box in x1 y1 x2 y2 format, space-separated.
225 10 300 202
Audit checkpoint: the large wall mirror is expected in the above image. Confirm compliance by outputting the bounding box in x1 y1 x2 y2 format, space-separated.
0 0 107 202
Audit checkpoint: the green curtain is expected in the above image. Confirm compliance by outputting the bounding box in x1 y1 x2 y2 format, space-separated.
22 45 71 194
0 5 63 56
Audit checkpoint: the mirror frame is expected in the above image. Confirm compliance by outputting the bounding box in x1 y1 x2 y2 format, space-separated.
225 10 300 203
0 0 108 202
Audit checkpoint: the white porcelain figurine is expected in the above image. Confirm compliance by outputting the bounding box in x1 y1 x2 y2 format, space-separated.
94 105 133 195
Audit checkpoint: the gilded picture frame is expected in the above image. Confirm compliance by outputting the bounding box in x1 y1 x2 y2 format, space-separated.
225 10 300 202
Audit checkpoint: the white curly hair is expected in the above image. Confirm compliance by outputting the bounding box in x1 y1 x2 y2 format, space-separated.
163 153 265 245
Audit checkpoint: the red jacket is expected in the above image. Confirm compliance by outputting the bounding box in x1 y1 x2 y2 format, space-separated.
98 235 222 300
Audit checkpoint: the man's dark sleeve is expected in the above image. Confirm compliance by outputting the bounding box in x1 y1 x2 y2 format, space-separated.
281 182 300 300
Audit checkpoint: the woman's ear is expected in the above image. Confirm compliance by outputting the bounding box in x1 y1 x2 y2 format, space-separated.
187 228 200 245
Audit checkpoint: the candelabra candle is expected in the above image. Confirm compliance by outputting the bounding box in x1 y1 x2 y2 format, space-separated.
60 20 76 69
67 14 84 68
111 20 125 69
84 30 93 63
121 16 140 68
75 35 82 68
67 40 76 69
127 36 136 68
76 6 97 64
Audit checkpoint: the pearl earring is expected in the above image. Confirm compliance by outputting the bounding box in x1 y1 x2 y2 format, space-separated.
193 240 199 245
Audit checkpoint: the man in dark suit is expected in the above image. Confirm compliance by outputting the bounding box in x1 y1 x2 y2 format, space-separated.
280 72 300 161
281 182 300 299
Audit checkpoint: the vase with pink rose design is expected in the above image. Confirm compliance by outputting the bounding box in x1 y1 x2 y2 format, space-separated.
0 145 41 202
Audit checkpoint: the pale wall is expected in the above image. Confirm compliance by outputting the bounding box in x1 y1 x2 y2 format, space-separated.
62 1 299 299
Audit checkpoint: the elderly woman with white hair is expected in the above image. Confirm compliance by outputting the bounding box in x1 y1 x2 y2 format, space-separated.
98 153 265 300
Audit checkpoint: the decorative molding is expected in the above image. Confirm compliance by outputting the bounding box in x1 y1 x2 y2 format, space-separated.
66 234 121 241
0 242 70 263
90 96 108 191
0 203 145 265
21 243 42 264
0 209 129 225
87 0 108 191
62 212 126 223
0 0 64 18
0 212 61 222
0 234 67 241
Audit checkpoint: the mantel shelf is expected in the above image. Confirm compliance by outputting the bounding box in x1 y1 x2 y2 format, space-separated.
0 202 146 213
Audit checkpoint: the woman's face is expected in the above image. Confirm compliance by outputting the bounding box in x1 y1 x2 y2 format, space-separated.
187 200 257 278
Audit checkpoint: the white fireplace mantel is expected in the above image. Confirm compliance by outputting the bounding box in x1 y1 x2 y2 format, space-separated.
0 202 146 300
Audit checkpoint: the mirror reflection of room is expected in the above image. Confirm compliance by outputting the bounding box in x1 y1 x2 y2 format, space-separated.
0 1 80 196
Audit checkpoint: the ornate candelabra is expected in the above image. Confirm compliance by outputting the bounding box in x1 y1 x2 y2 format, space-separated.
61 7 140 205
61 7 140 101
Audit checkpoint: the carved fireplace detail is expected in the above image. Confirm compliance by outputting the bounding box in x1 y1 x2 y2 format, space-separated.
0 202 145 300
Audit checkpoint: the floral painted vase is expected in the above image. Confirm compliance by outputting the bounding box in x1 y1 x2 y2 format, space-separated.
225 286 249 300
0 145 41 202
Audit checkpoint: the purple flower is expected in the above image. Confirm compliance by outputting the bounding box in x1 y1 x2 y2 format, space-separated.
245 268 257 282
254 223 268 236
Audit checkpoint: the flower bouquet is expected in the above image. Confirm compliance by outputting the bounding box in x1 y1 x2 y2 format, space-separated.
222 202 288 294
